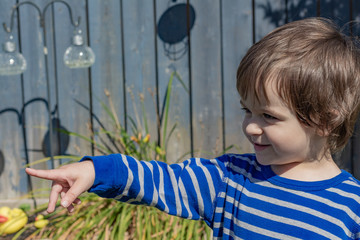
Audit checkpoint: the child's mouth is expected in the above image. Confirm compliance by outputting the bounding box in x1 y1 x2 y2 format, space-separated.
253 143 270 151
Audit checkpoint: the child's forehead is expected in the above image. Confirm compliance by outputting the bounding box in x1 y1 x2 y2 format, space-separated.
242 80 289 108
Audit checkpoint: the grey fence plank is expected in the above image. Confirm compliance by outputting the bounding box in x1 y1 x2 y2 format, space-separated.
287 0 317 21
0 0 29 200
351 121 360 179
53 0 92 160
0 0 26 200
189 0 223 158
122 0 158 151
352 1 360 179
155 1 192 162
354 0 360 27
320 0 350 27
0 79 27 199
18 0 52 193
42 0 64 168
222 0 253 155
88 0 125 156
255 0 287 42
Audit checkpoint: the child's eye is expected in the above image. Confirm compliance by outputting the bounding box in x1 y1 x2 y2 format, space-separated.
241 107 251 114
263 113 277 120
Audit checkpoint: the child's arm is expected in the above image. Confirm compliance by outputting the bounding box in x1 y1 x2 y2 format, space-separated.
26 154 228 224
83 154 227 224
25 160 95 213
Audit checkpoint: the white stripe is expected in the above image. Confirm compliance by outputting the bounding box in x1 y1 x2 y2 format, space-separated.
212 211 302 240
225 177 245 191
259 181 360 225
154 161 169 213
120 155 134 196
240 204 340 240
166 164 182 215
344 179 360 188
223 163 360 229
216 193 339 240
220 179 354 238
179 177 193 219
327 187 360 204
222 227 243 240
142 161 159 207
227 153 262 171
228 212 302 240
227 162 259 182
241 187 353 238
195 158 217 203
186 165 205 218
210 158 225 179
133 159 145 202
224 176 353 237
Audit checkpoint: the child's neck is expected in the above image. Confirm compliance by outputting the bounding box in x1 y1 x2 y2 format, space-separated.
271 154 341 181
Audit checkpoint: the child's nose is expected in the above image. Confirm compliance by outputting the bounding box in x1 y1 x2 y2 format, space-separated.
243 118 263 136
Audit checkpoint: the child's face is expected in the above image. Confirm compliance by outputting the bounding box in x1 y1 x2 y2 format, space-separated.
241 81 327 168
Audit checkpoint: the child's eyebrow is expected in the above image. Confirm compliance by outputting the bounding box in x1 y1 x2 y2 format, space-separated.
240 99 286 118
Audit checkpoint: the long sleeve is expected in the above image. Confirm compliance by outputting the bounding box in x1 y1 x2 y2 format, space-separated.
81 154 227 225
81 153 360 239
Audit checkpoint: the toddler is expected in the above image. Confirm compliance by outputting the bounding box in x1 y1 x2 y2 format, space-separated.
26 18 360 239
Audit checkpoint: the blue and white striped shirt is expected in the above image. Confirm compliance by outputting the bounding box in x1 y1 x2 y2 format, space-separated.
82 153 360 239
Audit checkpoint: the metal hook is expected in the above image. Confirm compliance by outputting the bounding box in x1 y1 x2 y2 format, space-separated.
3 1 42 33
2 0 81 33
42 0 81 28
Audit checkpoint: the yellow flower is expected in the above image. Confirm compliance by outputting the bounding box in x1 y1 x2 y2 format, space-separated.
155 146 166 156
130 136 140 144
143 134 150 143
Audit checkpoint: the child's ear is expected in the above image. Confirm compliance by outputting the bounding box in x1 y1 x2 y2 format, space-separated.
316 109 340 137
316 128 330 137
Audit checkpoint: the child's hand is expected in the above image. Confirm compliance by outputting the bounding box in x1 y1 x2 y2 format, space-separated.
25 161 95 213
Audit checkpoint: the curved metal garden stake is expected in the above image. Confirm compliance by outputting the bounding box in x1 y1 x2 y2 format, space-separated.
2 0 81 167
1 1 82 206
3 0 80 33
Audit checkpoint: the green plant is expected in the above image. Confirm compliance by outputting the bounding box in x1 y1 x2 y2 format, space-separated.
21 71 218 240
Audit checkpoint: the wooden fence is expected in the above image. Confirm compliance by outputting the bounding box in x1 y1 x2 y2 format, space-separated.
0 0 359 202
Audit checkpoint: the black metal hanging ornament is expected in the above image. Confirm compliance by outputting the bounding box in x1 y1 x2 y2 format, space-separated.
41 117 70 157
157 1 196 61
0 150 4 177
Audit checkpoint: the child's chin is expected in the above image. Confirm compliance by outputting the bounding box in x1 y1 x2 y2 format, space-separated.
254 151 275 165
255 155 272 166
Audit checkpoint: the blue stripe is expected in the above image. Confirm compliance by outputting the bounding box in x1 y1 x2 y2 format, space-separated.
84 153 360 239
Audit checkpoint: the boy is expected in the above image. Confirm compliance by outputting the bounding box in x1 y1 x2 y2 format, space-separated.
26 18 360 239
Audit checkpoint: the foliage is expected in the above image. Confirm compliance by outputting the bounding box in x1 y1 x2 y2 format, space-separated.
20 194 211 240
21 71 215 239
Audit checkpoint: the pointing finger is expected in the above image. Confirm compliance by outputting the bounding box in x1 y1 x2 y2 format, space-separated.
26 168 64 182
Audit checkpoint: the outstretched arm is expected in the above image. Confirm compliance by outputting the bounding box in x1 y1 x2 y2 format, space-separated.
84 154 227 224
25 160 95 213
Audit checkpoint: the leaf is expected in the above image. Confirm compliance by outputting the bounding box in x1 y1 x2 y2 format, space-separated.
161 72 174 148
24 155 82 168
